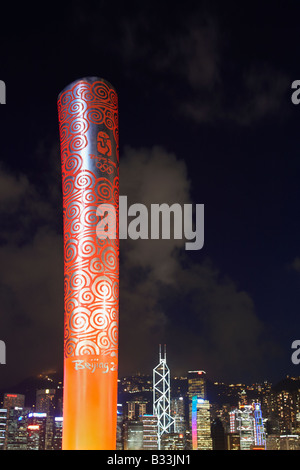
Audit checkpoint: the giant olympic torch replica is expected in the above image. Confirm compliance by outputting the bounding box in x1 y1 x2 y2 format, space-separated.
57 77 119 450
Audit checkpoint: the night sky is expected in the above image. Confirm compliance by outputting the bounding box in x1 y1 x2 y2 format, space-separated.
0 0 300 389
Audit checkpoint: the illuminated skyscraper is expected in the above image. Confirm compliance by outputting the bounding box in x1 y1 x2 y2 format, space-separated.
153 345 174 449
188 370 206 431
0 409 7 450
188 371 206 397
123 420 143 450
253 403 266 449
275 389 297 434
3 393 25 410
116 404 123 450
141 415 158 450
126 400 147 420
161 432 185 450
236 405 255 450
171 396 186 434
36 389 56 416
27 412 47 450
52 417 63 450
191 397 212 450
229 410 236 433
5 407 33 450
231 403 266 450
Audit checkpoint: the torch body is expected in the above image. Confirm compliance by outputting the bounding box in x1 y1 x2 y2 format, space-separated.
57 77 119 450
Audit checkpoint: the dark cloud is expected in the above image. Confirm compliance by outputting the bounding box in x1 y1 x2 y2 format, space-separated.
118 145 278 382
0 229 64 387
164 260 281 382
0 149 64 387
116 6 290 127
290 257 300 273
0 140 281 386
0 166 30 204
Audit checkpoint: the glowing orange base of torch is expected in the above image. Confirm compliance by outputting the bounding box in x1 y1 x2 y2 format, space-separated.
62 355 118 450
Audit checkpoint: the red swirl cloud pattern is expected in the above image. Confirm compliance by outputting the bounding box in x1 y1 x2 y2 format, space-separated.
58 77 119 449
58 78 119 362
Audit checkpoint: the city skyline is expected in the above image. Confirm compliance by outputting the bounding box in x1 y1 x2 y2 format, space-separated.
1 0 300 392
1 357 299 405
2 358 300 451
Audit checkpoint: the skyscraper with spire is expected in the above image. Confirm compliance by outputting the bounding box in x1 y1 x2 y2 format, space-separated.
153 345 174 450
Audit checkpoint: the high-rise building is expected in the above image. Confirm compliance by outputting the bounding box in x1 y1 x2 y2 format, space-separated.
45 416 55 450
274 389 297 434
229 409 238 433
153 345 174 449
141 415 158 450
191 397 212 450
279 434 300 450
125 400 147 420
188 371 206 399
3 393 25 410
126 401 136 420
52 417 63 450
211 418 226 450
231 403 266 450
161 432 185 450
226 432 240 450
27 412 47 450
116 404 123 450
27 424 41 450
36 389 56 415
123 420 143 450
188 371 206 433
5 407 29 450
236 405 255 450
0 409 7 450
171 396 186 434
253 403 266 448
